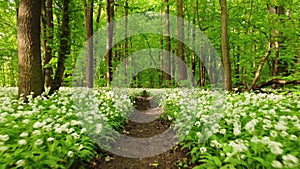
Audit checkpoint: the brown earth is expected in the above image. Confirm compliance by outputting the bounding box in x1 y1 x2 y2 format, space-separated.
85 95 192 169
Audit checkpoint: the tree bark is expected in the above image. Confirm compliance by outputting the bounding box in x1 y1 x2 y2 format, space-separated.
254 79 300 89
165 0 171 85
247 43 273 91
124 0 128 84
177 0 187 81
106 0 114 87
96 0 102 30
220 0 232 91
42 0 54 87
18 0 44 98
50 0 70 94
84 0 94 88
268 5 285 89
195 0 205 86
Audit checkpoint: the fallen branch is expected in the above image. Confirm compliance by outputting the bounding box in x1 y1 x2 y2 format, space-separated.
253 79 300 89
247 43 273 91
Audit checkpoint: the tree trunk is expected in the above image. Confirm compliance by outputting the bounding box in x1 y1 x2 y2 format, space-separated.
195 0 205 86
220 0 232 91
165 0 171 85
96 0 102 30
84 0 94 88
124 0 128 84
248 43 273 91
106 0 114 87
42 0 54 87
159 10 164 86
49 0 70 94
268 5 285 89
18 0 44 98
177 0 187 81
254 79 300 89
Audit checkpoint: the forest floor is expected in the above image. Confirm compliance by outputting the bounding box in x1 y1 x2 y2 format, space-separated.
85 95 192 169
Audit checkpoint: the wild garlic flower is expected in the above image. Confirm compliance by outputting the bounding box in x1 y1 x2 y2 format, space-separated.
272 160 283 168
282 154 299 168
18 139 27 145
15 159 25 167
34 139 43 146
0 135 9 142
19 132 29 137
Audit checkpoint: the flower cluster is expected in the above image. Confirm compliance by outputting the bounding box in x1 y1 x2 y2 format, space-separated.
162 89 300 168
0 87 134 168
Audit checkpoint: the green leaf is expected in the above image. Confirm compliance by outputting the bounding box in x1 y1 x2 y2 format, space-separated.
213 156 222 167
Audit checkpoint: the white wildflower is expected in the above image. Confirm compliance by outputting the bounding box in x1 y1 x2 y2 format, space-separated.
245 119 258 133
67 128 75 134
71 132 80 139
78 144 83 150
275 121 288 131
18 139 27 145
0 134 9 142
280 131 288 137
20 132 29 137
219 128 226 134
80 128 87 134
194 121 201 127
270 146 283 155
250 136 260 143
233 126 241 136
16 159 25 167
282 154 298 168
22 118 29 124
199 147 207 153
55 128 62 134
229 141 248 153
68 151 74 157
290 135 297 141
270 130 278 138
0 146 8 152
33 121 43 128
272 160 283 168
210 140 222 148
34 139 43 146
47 137 55 142
95 124 103 134
32 130 41 136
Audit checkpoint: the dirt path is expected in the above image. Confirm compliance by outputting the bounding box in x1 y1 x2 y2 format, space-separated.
86 95 191 169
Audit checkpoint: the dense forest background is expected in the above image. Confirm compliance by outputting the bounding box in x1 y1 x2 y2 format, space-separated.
0 0 299 94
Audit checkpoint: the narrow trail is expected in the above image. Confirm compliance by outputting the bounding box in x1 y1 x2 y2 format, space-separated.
86 94 191 169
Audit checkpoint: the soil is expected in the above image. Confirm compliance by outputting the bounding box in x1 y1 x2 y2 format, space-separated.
85 95 191 169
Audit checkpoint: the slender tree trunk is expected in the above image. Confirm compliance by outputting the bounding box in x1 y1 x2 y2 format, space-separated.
159 7 164 86
172 49 176 86
268 5 284 89
84 0 94 88
106 0 114 87
124 0 128 84
195 0 205 86
199 46 205 86
165 0 171 85
96 0 102 30
191 0 197 86
43 0 54 87
18 0 44 98
50 0 70 94
248 43 273 91
177 0 187 81
220 0 232 90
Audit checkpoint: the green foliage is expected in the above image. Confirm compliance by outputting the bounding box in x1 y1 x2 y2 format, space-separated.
162 89 300 168
0 87 134 168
